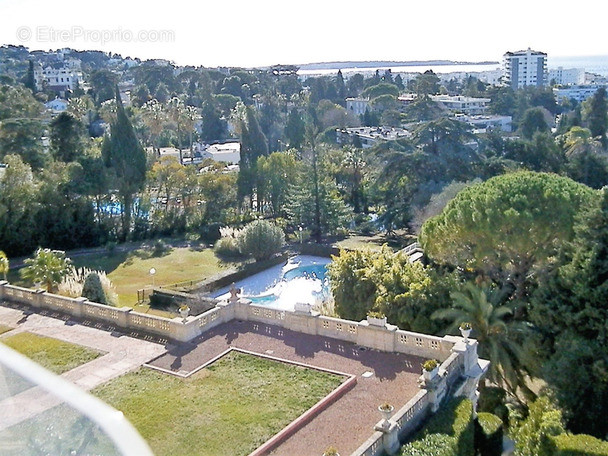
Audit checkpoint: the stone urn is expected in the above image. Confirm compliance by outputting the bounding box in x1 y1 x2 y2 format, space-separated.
378 403 394 422
459 323 472 342
422 359 439 381
367 312 387 327
179 305 190 323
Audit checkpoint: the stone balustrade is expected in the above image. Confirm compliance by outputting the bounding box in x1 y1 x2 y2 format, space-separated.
0 280 486 456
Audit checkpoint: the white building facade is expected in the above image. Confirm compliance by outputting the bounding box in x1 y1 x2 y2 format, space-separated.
549 67 585 85
503 48 548 89
431 95 490 115
554 85 607 103
34 66 82 92
346 98 370 117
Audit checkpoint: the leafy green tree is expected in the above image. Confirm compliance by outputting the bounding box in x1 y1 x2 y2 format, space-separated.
285 107 305 150
559 126 608 188
199 97 225 142
238 219 285 262
49 112 86 162
582 87 608 147
198 163 238 224
413 70 440 95
519 108 549 140
420 172 597 301
0 250 8 280
0 118 46 170
0 154 39 255
104 88 147 240
256 151 298 216
89 70 119 105
20 248 73 292
361 82 400 99
328 249 380 321
287 127 351 241
510 396 565 456
531 187 608 437
0 83 42 120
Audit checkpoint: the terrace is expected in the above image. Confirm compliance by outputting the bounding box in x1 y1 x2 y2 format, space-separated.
0 280 487 455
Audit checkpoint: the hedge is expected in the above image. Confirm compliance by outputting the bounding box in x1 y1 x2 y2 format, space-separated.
475 412 503 456
400 433 455 456
401 397 475 456
550 433 608 456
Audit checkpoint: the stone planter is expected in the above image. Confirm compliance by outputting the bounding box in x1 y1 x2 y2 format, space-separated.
179 306 190 323
378 404 394 422
423 366 439 381
460 327 472 342
367 315 387 327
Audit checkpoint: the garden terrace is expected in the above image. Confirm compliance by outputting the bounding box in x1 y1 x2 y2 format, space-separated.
0 280 486 456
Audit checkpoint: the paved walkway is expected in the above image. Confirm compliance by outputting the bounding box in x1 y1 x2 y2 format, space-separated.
149 320 425 456
0 304 426 455
0 304 167 431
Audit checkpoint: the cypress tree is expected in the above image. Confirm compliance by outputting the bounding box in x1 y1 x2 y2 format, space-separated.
25 60 36 92
107 87 147 240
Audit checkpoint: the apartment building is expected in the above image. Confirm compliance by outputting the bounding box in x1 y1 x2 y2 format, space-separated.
503 48 548 89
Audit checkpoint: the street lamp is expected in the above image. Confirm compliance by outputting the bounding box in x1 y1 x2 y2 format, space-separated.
149 267 156 287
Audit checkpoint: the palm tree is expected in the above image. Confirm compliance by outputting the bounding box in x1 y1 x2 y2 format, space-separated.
20 248 73 292
141 99 166 155
166 97 186 164
0 250 8 281
432 282 532 398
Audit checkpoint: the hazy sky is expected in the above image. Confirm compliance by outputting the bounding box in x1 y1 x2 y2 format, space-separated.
2 0 607 67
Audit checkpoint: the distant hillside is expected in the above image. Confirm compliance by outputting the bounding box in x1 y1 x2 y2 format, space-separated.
298 60 499 71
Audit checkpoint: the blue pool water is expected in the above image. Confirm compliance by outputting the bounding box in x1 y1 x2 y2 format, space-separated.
213 255 331 311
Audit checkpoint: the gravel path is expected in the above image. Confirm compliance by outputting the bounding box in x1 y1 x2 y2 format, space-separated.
149 320 425 456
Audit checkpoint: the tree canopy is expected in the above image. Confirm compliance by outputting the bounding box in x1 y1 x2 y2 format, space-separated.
420 171 597 299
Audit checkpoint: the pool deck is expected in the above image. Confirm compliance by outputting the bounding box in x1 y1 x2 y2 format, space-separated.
148 320 426 456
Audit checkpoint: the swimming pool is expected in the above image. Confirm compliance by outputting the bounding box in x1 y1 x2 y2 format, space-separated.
213 255 332 311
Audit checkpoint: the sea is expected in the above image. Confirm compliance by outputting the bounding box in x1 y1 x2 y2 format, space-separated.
297 55 608 78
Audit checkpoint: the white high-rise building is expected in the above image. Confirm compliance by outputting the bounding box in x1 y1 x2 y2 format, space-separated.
503 48 548 89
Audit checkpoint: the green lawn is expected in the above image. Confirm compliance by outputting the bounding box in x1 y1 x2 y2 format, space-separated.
0 324 13 335
2 332 102 375
72 244 236 308
93 351 344 456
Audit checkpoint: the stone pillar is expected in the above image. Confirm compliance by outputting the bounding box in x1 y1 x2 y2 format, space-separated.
419 369 448 412
450 337 489 414
374 419 400 455
74 297 87 319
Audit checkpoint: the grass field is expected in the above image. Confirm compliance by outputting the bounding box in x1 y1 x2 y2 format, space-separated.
0 324 13 335
2 332 102 375
93 351 344 456
70 245 233 308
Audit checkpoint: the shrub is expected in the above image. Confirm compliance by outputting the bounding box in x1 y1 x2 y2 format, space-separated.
400 433 456 456
550 433 608 455
82 272 108 305
238 220 285 262
475 412 503 456
478 386 509 425
421 397 475 456
214 236 243 258
59 268 118 306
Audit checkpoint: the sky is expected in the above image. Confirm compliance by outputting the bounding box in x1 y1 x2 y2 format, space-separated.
1 0 607 68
